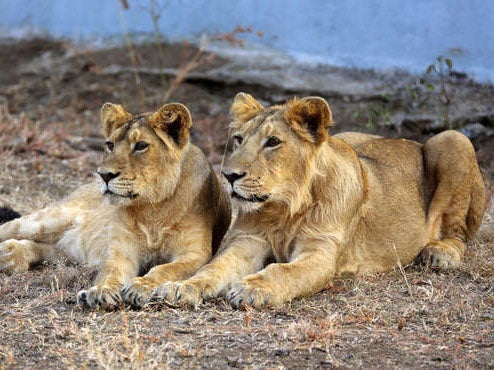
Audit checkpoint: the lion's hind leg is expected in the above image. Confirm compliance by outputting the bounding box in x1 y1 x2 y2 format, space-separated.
419 130 486 269
0 239 56 273
418 239 466 269
0 195 87 273
0 204 73 243
0 209 67 273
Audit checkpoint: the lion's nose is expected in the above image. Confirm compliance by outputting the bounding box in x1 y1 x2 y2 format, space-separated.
221 170 246 185
97 169 120 184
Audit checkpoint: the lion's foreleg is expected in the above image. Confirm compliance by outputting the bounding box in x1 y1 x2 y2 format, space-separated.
155 234 271 307
121 229 214 307
77 240 140 309
227 239 338 309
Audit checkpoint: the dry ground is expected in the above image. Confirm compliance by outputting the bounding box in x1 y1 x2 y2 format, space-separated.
0 38 493 369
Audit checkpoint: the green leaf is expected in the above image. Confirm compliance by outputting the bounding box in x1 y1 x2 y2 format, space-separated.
426 64 436 74
445 58 453 69
426 84 435 92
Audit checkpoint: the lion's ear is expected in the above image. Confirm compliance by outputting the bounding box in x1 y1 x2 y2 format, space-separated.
150 103 192 148
284 97 333 145
101 103 133 137
230 92 264 122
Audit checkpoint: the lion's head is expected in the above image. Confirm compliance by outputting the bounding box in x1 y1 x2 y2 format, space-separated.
222 93 333 214
97 102 192 206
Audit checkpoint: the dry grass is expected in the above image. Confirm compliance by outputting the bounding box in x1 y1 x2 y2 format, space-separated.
0 107 98 212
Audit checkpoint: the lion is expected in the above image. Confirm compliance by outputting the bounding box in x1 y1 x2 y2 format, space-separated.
155 92 486 309
0 102 231 309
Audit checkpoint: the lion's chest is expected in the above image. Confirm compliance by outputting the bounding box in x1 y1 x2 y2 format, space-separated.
267 230 298 263
136 222 175 252
260 211 309 263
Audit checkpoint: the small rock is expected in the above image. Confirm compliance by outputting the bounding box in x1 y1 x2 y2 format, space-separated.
401 115 445 133
459 123 494 140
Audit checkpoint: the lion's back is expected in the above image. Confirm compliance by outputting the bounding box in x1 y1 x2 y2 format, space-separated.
338 133 428 204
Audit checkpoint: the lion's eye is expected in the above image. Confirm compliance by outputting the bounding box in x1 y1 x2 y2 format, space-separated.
265 136 282 148
233 135 243 146
134 141 149 152
105 141 114 152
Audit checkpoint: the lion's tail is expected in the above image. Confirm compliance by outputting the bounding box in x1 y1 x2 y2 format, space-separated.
0 206 21 225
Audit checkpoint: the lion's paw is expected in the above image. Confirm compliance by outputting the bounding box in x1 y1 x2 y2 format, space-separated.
77 284 123 309
418 241 462 269
226 280 278 309
153 281 202 308
0 239 31 274
121 277 156 308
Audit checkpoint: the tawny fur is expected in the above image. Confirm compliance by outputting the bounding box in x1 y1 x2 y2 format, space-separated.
157 93 486 309
0 103 231 309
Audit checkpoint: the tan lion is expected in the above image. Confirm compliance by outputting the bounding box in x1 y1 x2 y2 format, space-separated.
0 102 230 309
156 93 486 309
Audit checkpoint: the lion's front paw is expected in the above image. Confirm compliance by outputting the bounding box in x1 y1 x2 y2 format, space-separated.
0 239 31 274
121 277 157 308
77 284 123 309
226 279 278 309
153 281 203 308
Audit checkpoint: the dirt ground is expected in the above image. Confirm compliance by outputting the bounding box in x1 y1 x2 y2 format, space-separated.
0 38 493 369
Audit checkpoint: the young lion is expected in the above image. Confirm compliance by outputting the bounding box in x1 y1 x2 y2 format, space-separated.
156 93 486 309
0 102 230 309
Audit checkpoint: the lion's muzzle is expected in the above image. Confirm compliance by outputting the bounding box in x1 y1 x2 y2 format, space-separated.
96 168 137 199
221 169 246 185
97 169 121 185
222 169 269 203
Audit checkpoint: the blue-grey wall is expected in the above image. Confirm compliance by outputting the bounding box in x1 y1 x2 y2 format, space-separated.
1 0 493 81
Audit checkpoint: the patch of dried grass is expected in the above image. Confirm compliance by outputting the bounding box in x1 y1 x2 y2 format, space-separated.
0 112 96 212
0 106 71 158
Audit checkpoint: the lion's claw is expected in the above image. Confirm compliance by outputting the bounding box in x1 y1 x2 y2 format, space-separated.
227 281 275 309
153 281 202 308
121 277 156 308
418 241 462 269
77 285 123 309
